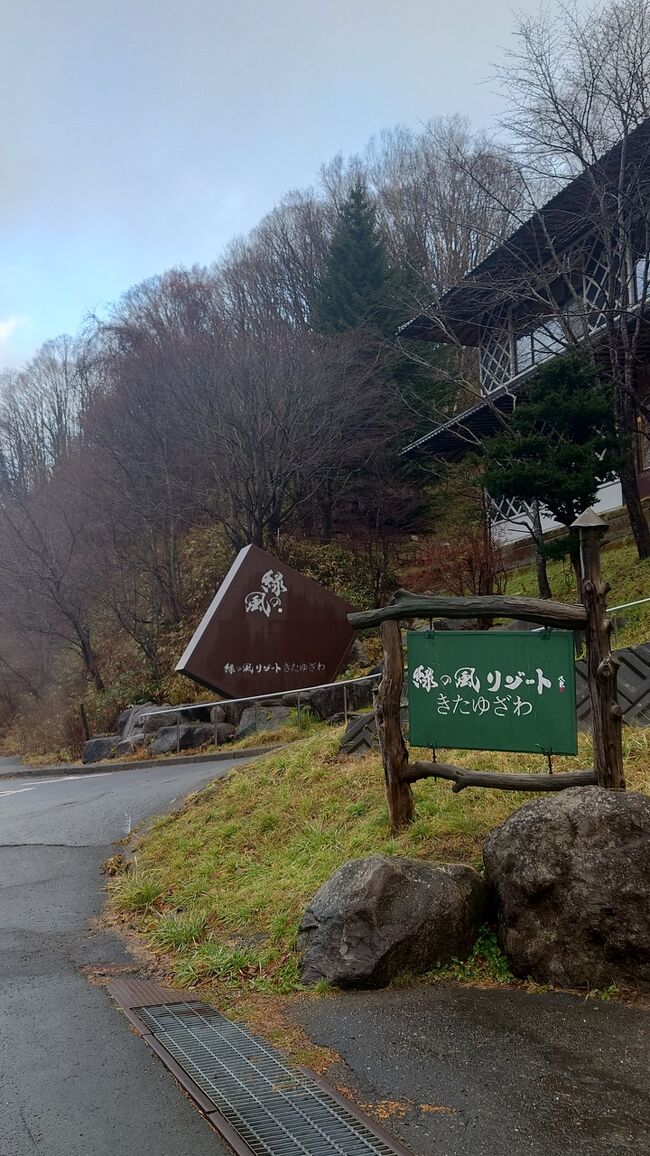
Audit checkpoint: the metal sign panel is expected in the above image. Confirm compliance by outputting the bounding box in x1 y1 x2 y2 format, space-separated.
407 630 578 755
176 544 356 698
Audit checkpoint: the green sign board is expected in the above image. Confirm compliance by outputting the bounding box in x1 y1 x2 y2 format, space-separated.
407 630 578 755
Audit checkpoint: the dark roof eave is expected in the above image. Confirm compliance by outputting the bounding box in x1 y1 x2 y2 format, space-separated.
403 391 516 458
397 312 481 346
397 116 650 346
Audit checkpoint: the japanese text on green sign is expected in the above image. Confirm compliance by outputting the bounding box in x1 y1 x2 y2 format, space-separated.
407 630 577 755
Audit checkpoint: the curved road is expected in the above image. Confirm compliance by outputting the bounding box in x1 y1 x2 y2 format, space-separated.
0 761 239 1156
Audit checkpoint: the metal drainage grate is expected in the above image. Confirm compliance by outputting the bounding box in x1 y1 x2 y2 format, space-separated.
137 1001 405 1156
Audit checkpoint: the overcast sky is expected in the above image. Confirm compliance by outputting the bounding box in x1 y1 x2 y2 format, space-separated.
0 0 576 368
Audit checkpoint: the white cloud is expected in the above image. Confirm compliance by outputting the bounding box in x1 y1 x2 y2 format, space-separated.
0 315 28 346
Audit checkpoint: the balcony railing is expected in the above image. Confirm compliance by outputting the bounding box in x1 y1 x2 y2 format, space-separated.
479 253 650 396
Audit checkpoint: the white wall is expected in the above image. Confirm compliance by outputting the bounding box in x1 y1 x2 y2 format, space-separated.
492 479 624 544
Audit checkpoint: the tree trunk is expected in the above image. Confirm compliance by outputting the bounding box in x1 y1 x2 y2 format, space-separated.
375 620 415 832
574 514 624 790
252 519 264 548
79 628 105 693
79 702 90 742
619 446 650 559
568 536 583 602
531 501 552 599
615 377 650 559
320 479 333 543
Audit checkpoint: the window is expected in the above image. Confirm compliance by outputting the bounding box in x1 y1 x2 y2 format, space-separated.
634 255 650 304
515 332 533 373
532 317 565 362
515 316 566 374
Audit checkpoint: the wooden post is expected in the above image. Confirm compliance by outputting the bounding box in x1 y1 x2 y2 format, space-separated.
375 620 415 832
571 509 625 789
79 702 90 742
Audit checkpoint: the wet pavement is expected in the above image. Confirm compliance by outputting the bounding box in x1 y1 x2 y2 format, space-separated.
294 982 650 1155
0 762 238 1156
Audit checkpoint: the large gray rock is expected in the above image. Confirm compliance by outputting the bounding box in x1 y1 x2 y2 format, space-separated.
148 724 195 756
220 699 248 727
115 735 146 758
119 702 177 735
214 722 235 743
483 786 650 988
186 723 214 749
309 680 375 720
82 736 120 764
182 704 213 723
235 704 290 739
298 854 485 988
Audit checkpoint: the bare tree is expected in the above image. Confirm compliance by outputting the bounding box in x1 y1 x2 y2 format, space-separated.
0 476 104 691
187 320 388 550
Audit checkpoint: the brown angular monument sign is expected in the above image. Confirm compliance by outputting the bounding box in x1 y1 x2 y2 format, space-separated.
176 544 357 697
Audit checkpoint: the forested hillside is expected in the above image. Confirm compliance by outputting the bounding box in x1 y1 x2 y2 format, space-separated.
6 0 650 762
0 119 521 757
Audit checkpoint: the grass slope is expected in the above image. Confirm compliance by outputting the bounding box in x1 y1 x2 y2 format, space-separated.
110 725 650 1012
511 537 650 649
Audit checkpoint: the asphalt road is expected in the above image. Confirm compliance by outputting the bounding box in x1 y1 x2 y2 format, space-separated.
295 983 650 1156
0 761 239 1156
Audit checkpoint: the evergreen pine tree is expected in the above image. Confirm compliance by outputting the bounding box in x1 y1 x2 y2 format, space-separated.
313 179 433 548
315 181 392 335
483 351 621 589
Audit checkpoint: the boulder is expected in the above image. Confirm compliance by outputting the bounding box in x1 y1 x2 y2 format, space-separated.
210 704 227 725
235 704 290 740
183 704 213 723
483 786 650 988
435 618 482 632
214 722 235 743
115 735 146 758
117 702 160 738
298 854 485 988
327 712 348 726
120 703 177 733
186 723 214 749
143 708 177 732
220 699 248 727
82 736 120 764
310 680 375 721
280 692 309 707
148 724 195 756
349 637 370 666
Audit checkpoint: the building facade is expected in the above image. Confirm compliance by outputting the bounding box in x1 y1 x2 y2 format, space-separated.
401 119 650 541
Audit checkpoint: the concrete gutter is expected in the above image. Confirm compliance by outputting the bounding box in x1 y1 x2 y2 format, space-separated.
0 744 284 782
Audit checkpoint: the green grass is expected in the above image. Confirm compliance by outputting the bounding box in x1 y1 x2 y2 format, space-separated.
110 725 650 1011
511 536 650 649
112 873 163 914
425 926 514 985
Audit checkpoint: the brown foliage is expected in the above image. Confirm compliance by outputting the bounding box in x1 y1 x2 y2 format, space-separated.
404 527 507 600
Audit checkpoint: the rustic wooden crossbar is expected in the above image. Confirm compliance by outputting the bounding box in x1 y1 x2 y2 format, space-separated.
347 511 624 832
349 589 587 631
405 761 598 793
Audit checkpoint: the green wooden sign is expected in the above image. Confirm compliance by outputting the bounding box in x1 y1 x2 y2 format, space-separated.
407 630 578 755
